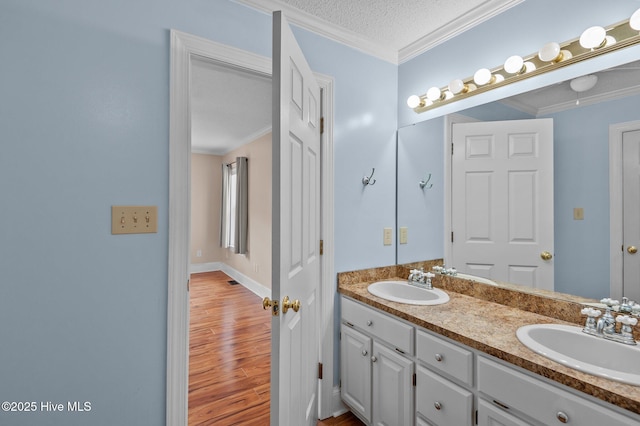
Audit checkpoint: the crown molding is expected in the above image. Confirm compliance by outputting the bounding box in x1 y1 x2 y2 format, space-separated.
235 0 399 64
236 0 523 65
399 0 524 63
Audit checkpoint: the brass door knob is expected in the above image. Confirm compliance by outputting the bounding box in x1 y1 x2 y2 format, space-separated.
540 251 553 261
628 246 638 254
282 296 301 314
262 297 279 316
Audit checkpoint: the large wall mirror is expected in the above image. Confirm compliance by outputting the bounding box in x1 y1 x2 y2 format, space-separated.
397 59 640 301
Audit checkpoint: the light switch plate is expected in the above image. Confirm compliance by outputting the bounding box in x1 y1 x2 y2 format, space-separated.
399 227 408 244
573 207 584 220
383 227 393 246
112 206 158 234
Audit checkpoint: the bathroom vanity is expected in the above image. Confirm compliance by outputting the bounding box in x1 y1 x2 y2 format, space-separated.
338 265 640 426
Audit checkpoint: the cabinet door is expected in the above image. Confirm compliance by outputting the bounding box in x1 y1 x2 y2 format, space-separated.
341 324 372 423
372 342 414 426
478 399 533 426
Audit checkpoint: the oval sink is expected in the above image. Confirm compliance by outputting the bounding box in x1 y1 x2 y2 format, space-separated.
367 280 449 305
456 273 498 286
517 324 640 386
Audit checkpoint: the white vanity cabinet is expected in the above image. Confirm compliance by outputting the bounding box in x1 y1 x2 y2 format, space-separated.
340 297 414 426
477 356 639 426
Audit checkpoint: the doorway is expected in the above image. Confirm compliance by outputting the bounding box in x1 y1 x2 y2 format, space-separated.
167 30 336 425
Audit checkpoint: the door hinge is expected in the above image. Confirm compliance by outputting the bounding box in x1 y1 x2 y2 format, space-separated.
451 231 454 243
320 239 324 255
412 373 416 387
320 117 324 135
187 279 190 292
318 362 323 380
475 409 478 425
451 142 454 155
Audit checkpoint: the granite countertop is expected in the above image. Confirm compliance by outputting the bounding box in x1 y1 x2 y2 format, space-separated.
338 278 640 416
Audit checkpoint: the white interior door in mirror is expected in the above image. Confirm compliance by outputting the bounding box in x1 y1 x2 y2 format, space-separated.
272 10 321 426
451 119 554 290
623 129 640 301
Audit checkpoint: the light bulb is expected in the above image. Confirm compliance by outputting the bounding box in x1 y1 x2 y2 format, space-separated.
448 79 467 95
426 86 444 102
631 7 640 31
538 42 566 62
580 26 606 49
504 55 525 74
473 68 493 86
407 95 423 109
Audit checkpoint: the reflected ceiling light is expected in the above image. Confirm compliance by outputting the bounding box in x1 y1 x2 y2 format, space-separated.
473 68 504 86
631 8 640 31
426 86 445 101
448 78 473 95
579 26 615 49
538 42 573 63
407 95 424 109
504 55 536 75
569 74 598 92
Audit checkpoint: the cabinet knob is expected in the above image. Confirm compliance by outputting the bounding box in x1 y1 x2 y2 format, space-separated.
366 320 373 326
434 353 443 362
361 350 368 356
434 401 442 411
556 411 569 423
371 356 378 363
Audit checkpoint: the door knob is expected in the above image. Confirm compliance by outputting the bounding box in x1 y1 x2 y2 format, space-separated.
540 251 553 261
628 246 638 254
262 297 279 316
282 296 300 314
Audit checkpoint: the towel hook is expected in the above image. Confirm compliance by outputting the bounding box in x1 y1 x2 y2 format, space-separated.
419 173 433 189
362 168 376 186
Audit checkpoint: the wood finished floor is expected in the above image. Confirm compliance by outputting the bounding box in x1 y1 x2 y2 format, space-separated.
188 271 364 426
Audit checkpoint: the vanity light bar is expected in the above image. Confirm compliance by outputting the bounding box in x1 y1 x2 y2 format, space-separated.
409 9 640 113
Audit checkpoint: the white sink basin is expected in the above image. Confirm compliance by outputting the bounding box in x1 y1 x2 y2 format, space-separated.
517 324 640 386
367 280 449 305
456 273 498 286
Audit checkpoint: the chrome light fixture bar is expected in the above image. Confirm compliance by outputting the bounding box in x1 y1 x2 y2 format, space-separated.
408 9 640 113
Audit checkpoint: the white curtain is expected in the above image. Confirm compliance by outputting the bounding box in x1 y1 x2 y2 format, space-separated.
234 157 248 254
219 163 230 248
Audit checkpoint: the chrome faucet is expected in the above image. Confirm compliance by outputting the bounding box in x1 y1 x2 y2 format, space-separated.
432 264 457 276
407 268 435 290
582 297 638 345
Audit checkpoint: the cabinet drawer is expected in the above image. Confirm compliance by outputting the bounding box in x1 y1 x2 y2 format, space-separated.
342 297 414 354
416 328 473 386
478 399 533 426
416 365 473 426
478 356 640 426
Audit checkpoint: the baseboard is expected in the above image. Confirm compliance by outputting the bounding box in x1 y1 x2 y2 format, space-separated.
189 262 271 299
332 386 348 417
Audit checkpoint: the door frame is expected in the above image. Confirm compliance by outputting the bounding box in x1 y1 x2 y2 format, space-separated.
167 29 335 425
609 119 640 299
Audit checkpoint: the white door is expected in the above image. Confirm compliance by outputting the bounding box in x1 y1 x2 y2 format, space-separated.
623 129 640 300
271 11 321 426
451 119 554 290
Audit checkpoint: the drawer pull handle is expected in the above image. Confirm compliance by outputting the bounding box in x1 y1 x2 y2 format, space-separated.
434 353 443 362
366 320 373 326
556 411 569 423
434 401 442 411
371 356 378 363
361 350 368 356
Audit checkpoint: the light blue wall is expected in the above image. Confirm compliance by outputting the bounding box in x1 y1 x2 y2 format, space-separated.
0 1 396 424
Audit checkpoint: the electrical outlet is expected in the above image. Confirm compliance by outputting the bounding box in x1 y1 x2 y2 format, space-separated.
383 227 393 246
399 227 408 244
196 249 202 257
573 207 584 220
111 206 158 234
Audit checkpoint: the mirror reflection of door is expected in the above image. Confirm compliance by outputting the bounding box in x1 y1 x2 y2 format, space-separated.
623 129 640 300
451 119 554 290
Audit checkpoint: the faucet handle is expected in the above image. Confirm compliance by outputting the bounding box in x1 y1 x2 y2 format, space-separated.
425 272 435 279
616 315 638 326
600 298 620 308
581 307 602 318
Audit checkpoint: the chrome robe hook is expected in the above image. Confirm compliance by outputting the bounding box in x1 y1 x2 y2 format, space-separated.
362 168 376 186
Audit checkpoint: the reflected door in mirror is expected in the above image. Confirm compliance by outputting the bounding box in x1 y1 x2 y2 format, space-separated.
623 129 640 301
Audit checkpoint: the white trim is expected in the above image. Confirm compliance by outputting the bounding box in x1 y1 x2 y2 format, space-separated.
399 0 524 63
190 262 272 299
168 29 335 425
332 386 348 417
236 0 523 65
609 120 640 300
192 125 274 155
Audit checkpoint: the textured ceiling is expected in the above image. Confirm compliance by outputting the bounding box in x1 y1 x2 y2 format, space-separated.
280 0 490 51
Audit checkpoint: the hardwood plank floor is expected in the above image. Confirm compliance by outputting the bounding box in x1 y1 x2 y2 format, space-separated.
188 270 364 426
